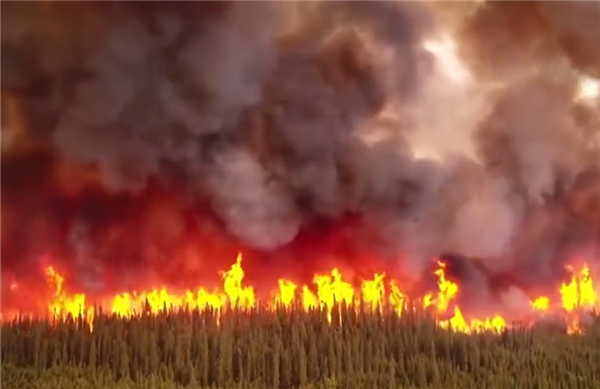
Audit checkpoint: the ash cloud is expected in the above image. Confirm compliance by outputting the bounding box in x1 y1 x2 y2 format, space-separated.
1 1 600 301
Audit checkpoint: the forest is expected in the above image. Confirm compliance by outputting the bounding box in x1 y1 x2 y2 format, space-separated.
2 304 600 389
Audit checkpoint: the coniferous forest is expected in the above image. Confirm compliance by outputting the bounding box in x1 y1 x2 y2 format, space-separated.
2 305 600 389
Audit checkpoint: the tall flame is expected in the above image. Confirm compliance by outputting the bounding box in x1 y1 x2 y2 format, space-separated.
3 253 598 335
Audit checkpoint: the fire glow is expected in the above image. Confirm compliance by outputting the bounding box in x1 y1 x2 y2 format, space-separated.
2 2 600 346
3 253 598 335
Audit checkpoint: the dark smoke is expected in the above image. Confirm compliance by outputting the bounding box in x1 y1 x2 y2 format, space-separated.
2 2 599 307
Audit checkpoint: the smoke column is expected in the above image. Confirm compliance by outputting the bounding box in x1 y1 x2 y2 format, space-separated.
2 1 600 312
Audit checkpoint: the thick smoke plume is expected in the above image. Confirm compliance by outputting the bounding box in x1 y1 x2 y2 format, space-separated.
2 2 600 312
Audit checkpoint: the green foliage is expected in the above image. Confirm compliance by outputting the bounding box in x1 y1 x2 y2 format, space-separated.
2 306 600 389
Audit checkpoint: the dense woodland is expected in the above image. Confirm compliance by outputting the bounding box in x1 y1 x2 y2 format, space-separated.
2 305 600 389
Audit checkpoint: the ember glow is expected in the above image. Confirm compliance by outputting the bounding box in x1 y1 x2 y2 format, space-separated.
4 253 598 335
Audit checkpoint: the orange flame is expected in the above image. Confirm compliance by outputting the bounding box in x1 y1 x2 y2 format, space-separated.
3 254 598 335
530 296 551 312
559 265 598 334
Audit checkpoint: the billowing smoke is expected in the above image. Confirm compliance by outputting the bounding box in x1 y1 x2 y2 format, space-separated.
2 2 599 308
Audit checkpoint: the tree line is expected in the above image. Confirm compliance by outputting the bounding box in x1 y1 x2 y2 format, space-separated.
2 304 600 389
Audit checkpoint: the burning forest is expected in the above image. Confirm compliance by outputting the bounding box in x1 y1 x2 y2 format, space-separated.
2 1 600 335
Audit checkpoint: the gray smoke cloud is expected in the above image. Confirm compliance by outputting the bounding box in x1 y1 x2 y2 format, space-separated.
2 1 600 297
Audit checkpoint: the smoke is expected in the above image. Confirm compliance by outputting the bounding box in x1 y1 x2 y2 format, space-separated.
2 2 600 303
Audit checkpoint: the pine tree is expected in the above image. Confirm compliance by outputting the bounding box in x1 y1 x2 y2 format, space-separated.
118 340 130 380
88 338 97 368
280 348 292 389
296 343 308 387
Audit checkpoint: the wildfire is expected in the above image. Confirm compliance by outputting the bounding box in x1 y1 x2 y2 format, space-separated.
560 265 598 334
530 296 550 312
561 265 597 312
2 253 599 335
45 266 94 325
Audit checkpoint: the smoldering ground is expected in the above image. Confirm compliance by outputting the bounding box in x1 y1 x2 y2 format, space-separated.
1 2 599 312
